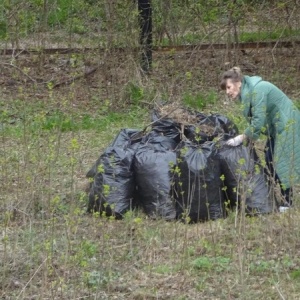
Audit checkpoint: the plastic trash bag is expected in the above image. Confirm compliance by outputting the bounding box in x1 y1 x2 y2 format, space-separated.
141 130 178 150
86 128 141 179
133 132 177 220
87 145 136 218
111 128 143 148
210 113 239 140
87 129 143 218
185 113 239 144
175 141 225 222
218 144 274 214
151 109 182 142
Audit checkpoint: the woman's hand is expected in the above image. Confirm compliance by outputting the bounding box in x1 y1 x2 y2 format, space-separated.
226 134 245 146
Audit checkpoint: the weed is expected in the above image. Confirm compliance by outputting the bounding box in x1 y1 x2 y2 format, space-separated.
125 82 144 105
291 269 300 280
192 255 230 272
182 90 218 111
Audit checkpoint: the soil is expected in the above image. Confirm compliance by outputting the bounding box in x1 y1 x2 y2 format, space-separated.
1 45 300 115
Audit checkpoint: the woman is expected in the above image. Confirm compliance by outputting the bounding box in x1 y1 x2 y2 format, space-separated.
220 67 300 207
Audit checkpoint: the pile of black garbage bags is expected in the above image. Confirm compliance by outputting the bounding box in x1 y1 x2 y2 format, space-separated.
86 107 275 222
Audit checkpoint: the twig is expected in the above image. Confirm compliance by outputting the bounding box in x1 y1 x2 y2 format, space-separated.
271 5 296 62
130 104 182 142
16 257 48 299
274 283 286 300
1 62 37 83
11 49 27 60
52 65 99 89
144 105 181 129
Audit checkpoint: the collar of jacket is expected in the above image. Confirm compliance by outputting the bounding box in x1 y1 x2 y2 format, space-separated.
240 75 254 118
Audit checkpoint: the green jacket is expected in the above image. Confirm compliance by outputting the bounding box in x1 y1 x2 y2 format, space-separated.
240 75 300 188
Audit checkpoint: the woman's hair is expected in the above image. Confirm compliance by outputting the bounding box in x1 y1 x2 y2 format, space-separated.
220 67 243 90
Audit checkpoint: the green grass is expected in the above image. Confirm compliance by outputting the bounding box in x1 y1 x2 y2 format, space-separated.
2 208 300 299
1 95 300 299
0 103 148 137
182 90 218 110
240 28 300 43
156 28 300 46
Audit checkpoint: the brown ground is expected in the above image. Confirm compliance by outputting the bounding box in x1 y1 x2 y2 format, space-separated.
1 45 300 114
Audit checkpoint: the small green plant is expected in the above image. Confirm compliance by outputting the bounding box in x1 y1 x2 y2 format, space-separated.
250 259 276 274
151 264 172 274
71 240 97 267
182 92 205 110
84 270 102 288
291 269 300 280
192 255 231 274
125 82 145 105
192 256 213 271
0 21 7 39
68 17 87 34
182 90 218 111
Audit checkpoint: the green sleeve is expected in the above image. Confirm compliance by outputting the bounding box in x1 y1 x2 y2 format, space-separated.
244 86 267 140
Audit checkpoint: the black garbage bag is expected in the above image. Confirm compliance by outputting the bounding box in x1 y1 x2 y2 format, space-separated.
218 144 274 214
175 141 225 222
141 130 178 150
133 132 177 220
151 109 181 142
87 146 136 218
111 128 143 148
185 113 238 144
86 128 142 179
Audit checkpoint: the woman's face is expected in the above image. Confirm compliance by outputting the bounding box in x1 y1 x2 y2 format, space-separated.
225 79 241 100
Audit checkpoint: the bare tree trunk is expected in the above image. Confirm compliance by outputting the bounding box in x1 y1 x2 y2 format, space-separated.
6 0 21 49
39 0 49 67
104 0 115 48
138 0 152 73
227 0 240 65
